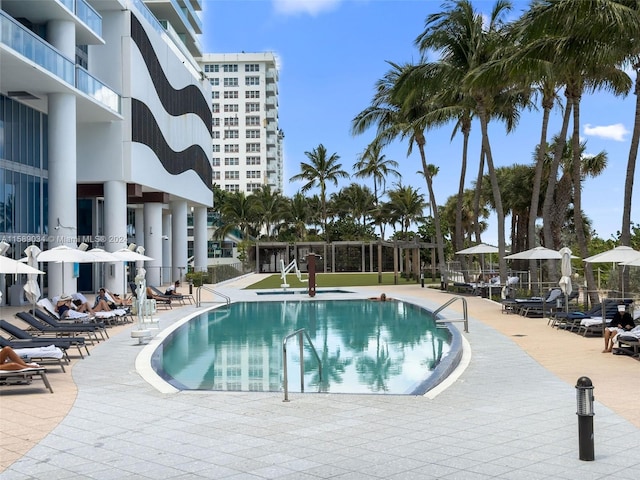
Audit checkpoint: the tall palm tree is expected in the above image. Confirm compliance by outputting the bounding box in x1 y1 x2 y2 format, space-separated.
290 144 349 237
217 191 258 241
352 62 447 280
516 0 636 302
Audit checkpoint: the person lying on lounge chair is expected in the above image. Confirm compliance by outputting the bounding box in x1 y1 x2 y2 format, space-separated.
0 346 40 371
57 294 93 317
93 288 116 312
103 289 133 307
603 305 636 353
146 287 171 303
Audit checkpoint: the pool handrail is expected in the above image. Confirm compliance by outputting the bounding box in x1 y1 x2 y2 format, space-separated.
433 296 469 333
195 286 230 306
282 328 322 402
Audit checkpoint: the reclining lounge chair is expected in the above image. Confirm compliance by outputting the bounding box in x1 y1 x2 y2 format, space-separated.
0 366 53 393
15 312 103 344
0 320 89 358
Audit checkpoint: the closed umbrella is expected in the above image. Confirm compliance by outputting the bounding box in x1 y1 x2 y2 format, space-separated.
23 245 42 308
558 247 573 313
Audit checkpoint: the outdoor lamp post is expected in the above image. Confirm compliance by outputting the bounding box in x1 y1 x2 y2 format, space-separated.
576 376 595 461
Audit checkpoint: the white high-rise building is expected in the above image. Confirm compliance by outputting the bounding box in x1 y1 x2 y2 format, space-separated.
198 53 283 194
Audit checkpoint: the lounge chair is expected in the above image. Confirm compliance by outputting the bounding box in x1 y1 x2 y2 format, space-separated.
0 367 53 393
514 288 563 317
0 319 89 358
617 329 640 357
149 285 189 305
0 336 71 364
15 311 104 344
130 282 172 309
11 344 67 372
33 308 109 339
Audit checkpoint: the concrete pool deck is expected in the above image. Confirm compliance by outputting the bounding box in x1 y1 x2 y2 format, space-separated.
1 274 639 479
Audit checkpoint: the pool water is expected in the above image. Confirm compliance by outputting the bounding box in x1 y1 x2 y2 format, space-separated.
152 300 453 395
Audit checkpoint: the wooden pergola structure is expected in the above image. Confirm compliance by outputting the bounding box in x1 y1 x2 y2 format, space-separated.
253 240 437 281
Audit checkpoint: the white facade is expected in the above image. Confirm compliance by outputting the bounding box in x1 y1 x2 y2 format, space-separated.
198 53 284 194
0 0 212 296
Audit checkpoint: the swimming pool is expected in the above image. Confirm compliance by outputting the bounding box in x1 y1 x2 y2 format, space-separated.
151 299 459 395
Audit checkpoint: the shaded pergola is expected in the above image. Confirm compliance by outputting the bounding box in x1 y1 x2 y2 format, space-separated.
254 240 436 282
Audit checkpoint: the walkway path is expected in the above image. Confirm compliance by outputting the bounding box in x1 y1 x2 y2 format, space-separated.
1 277 638 479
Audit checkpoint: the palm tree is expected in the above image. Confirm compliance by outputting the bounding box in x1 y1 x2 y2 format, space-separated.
290 144 349 237
385 183 427 238
516 0 636 302
217 191 258 241
352 62 448 280
251 185 287 239
353 139 401 238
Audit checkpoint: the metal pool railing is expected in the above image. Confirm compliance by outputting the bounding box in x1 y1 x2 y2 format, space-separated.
434 296 469 333
195 286 230 306
282 329 322 402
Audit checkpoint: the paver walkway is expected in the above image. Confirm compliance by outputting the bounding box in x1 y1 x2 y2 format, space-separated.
1 277 638 479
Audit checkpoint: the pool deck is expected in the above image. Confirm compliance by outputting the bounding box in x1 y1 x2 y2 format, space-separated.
1 274 639 479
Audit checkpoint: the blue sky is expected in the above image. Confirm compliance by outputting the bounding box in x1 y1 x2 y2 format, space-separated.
200 0 637 246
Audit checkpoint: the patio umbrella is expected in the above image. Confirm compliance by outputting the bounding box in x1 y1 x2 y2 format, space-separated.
111 248 153 295
37 245 98 293
558 247 573 313
505 246 564 293
23 245 43 308
0 255 45 275
456 243 499 276
583 246 640 298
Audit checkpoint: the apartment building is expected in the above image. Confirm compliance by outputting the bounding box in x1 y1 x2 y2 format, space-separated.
0 0 212 297
198 53 284 194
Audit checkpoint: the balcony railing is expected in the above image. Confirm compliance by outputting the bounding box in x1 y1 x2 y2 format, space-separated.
1 11 75 84
76 66 121 113
76 0 102 37
1 11 120 114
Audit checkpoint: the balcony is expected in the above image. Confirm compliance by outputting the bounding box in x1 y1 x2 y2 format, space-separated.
0 10 121 120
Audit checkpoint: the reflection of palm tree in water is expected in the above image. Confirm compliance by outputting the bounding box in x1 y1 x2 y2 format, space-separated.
423 327 449 370
356 322 402 392
305 309 351 392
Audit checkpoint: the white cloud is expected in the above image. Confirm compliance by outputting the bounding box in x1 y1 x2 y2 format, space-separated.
273 0 341 16
583 123 629 142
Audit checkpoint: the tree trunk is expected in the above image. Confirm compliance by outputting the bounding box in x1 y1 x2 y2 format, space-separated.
417 141 446 286
621 67 640 294
570 93 598 305
473 147 486 243
542 98 572 252
456 119 471 279
529 96 553 294
477 100 507 283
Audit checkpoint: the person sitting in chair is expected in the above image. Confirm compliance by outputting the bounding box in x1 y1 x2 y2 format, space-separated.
165 280 181 296
603 305 636 353
93 288 115 312
146 287 171 304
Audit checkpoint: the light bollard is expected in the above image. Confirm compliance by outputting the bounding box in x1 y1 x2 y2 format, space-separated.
576 376 595 461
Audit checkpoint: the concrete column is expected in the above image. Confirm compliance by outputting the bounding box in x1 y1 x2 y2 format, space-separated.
193 206 208 272
162 212 172 284
47 20 75 59
103 181 128 294
171 200 188 282
143 203 163 287
47 92 77 297
134 207 144 248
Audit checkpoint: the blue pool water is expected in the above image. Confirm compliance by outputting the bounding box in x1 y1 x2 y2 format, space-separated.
152 300 456 395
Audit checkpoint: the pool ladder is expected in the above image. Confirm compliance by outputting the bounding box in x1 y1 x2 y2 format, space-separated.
282 329 322 402
195 286 230 307
433 296 469 333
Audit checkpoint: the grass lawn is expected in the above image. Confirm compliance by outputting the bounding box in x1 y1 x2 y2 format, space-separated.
245 272 429 289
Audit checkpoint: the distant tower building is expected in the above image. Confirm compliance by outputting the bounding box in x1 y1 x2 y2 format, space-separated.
198 53 283 194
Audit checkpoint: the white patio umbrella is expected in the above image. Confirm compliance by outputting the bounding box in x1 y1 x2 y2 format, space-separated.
111 248 153 296
23 245 43 308
558 247 573 313
504 246 564 293
37 245 99 294
584 246 640 298
456 243 499 276
0 255 45 275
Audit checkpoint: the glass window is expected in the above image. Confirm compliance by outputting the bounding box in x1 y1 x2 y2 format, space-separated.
246 129 260 139
246 102 260 113
223 64 238 72
209 78 219 86
245 64 260 72
246 156 261 165
245 90 260 99
246 143 260 152
212 157 221 166
246 116 260 126
223 104 239 112
223 77 238 87
245 76 260 86
224 91 239 99
224 130 239 139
